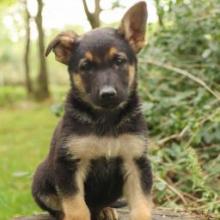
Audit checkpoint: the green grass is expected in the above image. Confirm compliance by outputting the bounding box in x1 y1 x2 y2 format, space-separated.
0 104 59 219
0 86 26 107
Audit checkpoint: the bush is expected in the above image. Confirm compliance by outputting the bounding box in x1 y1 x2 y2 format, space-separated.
138 0 220 214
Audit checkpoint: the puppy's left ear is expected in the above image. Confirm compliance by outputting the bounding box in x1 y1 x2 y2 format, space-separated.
118 1 147 53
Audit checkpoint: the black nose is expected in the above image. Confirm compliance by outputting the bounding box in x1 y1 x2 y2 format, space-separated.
99 86 117 100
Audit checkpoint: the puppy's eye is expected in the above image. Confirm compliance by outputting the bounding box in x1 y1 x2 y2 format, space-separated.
113 55 127 66
79 60 93 72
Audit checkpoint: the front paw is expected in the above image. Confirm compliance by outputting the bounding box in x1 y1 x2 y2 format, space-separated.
63 198 91 220
130 207 151 220
64 208 90 220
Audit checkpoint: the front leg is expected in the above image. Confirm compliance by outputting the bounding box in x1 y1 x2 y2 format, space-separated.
55 151 90 220
62 194 90 220
123 156 153 220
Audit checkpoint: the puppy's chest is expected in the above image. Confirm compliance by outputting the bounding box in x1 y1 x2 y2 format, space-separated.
66 134 147 160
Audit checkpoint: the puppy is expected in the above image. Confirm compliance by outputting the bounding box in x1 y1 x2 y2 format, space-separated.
32 2 152 220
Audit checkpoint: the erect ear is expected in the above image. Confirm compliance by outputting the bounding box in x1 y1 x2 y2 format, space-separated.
45 31 79 65
118 1 147 53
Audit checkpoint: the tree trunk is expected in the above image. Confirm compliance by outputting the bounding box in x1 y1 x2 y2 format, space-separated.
24 0 33 95
35 0 50 100
82 0 101 29
155 0 164 27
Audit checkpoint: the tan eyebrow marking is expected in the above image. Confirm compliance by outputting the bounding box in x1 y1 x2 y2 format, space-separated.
108 47 118 57
84 51 93 61
107 47 128 62
84 51 101 63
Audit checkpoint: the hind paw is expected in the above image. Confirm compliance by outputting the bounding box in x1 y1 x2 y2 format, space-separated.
98 207 118 220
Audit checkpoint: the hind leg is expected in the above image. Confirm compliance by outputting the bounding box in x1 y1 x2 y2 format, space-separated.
91 207 118 220
32 161 63 219
123 157 153 220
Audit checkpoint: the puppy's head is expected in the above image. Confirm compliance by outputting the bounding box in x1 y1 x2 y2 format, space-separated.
46 1 147 109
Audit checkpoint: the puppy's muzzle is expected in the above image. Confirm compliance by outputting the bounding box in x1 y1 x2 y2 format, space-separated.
99 86 119 108
99 86 117 100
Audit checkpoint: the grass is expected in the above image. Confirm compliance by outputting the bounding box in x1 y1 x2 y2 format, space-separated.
0 103 59 219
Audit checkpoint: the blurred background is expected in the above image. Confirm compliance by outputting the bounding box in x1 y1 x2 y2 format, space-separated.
0 0 220 219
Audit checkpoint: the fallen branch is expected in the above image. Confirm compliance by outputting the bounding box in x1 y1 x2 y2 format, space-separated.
157 125 189 146
140 59 220 101
13 207 214 220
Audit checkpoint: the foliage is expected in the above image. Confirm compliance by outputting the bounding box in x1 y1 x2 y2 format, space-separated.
0 86 26 107
138 0 220 215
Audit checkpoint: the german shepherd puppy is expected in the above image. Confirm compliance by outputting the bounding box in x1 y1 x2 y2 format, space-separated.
32 2 152 220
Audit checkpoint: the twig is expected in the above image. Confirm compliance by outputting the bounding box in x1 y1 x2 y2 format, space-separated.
182 192 198 202
157 125 189 146
198 106 220 126
141 59 220 101
156 176 187 205
193 9 219 22
187 200 220 211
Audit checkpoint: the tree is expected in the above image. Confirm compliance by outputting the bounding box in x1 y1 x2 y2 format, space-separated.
154 0 164 27
34 0 50 100
82 0 102 29
23 0 33 94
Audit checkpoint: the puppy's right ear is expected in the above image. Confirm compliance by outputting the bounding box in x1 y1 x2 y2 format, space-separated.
45 31 78 65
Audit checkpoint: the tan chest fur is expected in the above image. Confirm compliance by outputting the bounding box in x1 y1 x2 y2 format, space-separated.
66 134 147 160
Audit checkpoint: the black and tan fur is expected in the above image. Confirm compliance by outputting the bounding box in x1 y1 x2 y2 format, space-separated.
32 2 153 220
